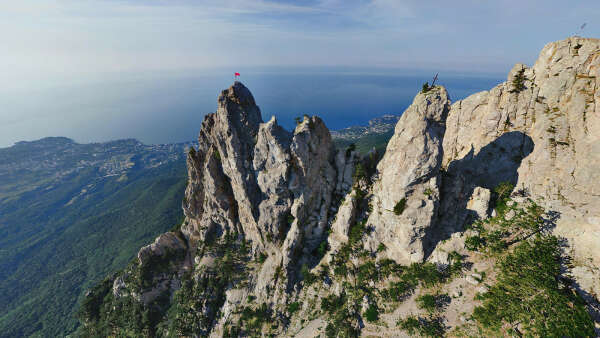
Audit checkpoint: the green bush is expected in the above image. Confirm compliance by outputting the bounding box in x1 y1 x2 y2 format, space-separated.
398 316 445 337
381 281 412 302
472 235 595 336
421 82 431 93
348 220 367 246
393 198 407 215
402 262 445 287
287 302 301 314
509 68 527 93
257 252 267 264
364 304 379 322
353 163 366 183
416 293 449 314
492 181 514 214
301 264 317 285
316 240 329 257
416 294 437 313
465 235 483 251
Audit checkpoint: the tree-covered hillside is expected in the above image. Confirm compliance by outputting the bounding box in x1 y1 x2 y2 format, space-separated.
0 138 189 337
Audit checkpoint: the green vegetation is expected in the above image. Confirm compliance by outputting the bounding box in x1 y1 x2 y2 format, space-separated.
398 315 445 337
364 304 379 322
509 68 527 93
465 199 546 255
416 293 449 314
0 139 188 337
287 302 301 314
393 198 407 215
424 187 433 196
213 148 221 161
257 252 268 263
301 263 317 285
235 303 272 336
421 82 432 93
491 181 514 215
472 235 594 336
462 198 595 336
80 231 253 337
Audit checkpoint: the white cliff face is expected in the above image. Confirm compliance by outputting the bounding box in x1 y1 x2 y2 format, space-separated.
365 86 450 264
441 37 600 295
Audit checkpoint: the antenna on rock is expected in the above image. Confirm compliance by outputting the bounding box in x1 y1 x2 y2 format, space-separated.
431 73 439 87
575 23 586 36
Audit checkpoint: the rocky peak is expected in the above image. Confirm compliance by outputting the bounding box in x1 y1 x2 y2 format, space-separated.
80 38 600 337
216 81 262 139
365 86 451 263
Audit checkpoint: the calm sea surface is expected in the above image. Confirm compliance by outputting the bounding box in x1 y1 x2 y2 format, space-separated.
0 68 503 147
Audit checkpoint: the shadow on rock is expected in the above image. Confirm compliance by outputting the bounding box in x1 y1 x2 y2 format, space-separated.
424 131 534 259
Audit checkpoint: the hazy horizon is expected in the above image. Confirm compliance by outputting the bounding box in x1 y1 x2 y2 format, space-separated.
2 0 599 147
0 68 503 148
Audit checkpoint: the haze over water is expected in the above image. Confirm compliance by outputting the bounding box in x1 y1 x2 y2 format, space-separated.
0 68 501 148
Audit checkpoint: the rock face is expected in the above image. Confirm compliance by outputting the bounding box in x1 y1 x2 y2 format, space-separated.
153 82 355 333
441 37 600 296
80 38 600 337
365 86 450 264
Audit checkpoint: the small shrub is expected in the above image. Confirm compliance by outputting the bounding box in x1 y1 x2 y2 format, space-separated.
421 82 431 93
348 220 367 246
287 302 300 314
393 198 407 215
510 68 527 93
398 316 445 337
381 281 412 301
314 240 329 258
472 235 595 336
492 181 514 215
416 294 437 313
402 262 445 287
465 235 484 251
416 293 449 314
377 243 386 253
353 163 366 183
364 304 379 322
301 264 316 285
257 253 267 264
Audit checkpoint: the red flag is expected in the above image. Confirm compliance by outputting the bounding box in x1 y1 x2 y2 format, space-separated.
235 72 240 77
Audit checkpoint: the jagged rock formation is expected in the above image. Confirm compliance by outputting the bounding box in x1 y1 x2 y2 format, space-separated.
441 37 600 297
80 37 600 337
364 87 450 264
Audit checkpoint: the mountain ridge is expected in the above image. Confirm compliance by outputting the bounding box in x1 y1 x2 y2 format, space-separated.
79 37 600 337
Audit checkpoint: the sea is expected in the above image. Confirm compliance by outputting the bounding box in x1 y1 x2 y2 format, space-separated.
0 67 503 147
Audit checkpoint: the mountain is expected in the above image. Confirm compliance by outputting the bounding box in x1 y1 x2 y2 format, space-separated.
0 137 194 337
79 37 600 337
331 115 400 155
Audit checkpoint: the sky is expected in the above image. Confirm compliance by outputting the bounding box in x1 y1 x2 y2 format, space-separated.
1 0 599 147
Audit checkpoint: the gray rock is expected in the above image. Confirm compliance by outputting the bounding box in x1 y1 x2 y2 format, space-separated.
365 86 451 264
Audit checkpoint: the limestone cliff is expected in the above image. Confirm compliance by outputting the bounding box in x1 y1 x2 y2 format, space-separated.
79 38 600 337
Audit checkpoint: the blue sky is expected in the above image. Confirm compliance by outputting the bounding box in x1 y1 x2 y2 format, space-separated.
2 0 599 84
1 1 600 146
